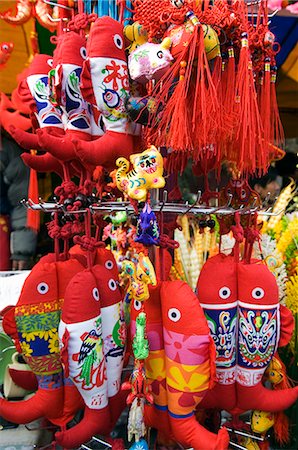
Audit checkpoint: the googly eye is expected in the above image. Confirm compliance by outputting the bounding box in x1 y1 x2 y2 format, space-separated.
134 300 142 311
105 260 114 270
37 282 49 294
113 34 123 50
93 287 100 301
252 287 265 299
108 279 117 291
80 47 87 59
102 89 120 108
157 50 164 59
219 286 231 299
2 44 9 51
47 58 53 67
168 308 181 322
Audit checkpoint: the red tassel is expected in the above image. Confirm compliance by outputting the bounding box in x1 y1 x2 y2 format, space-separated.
260 58 271 160
273 411 290 446
223 46 236 120
270 65 285 149
152 60 192 153
149 11 220 163
27 150 40 232
191 20 220 154
234 34 264 175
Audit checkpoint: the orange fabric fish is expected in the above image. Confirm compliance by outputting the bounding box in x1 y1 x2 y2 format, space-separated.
0 42 13 67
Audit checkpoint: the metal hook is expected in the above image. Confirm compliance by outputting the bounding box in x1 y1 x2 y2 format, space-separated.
229 442 248 450
43 0 72 10
209 192 233 214
159 190 168 212
90 436 112 448
184 190 202 215
46 14 69 22
225 427 265 442
21 198 30 209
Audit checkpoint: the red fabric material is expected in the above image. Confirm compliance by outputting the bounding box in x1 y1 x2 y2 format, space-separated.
168 415 229 450
199 383 237 411
161 280 210 336
0 92 31 133
0 215 10 270
196 253 237 305
108 389 128 430
55 405 111 449
10 125 64 151
17 262 58 307
144 404 173 441
0 387 64 424
93 247 119 281
236 383 298 413
37 129 92 162
8 367 38 392
80 58 97 106
237 260 279 306
61 268 100 323
86 16 126 60
279 304 295 347
11 86 32 116
2 307 18 341
61 383 84 426
74 130 134 171
21 152 64 178
27 160 40 232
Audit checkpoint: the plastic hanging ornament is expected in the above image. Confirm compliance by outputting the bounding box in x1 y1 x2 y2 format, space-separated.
135 203 160 246
132 312 149 360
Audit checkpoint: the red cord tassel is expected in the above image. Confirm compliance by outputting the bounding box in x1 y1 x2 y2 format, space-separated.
27 150 40 232
270 65 285 149
152 60 192 153
260 58 271 156
234 34 264 175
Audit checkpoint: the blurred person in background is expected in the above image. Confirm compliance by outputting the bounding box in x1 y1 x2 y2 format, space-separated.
0 131 37 270
249 166 282 205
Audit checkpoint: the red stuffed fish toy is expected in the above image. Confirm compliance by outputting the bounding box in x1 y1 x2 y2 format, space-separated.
0 257 85 426
197 255 298 414
9 54 64 151
38 31 93 165
56 263 126 448
0 41 13 68
75 16 136 171
130 280 230 450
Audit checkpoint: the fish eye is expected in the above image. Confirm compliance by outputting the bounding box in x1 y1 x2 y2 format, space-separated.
114 34 123 50
105 260 114 270
108 279 117 291
47 58 53 67
37 282 49 294
93 287 100 301
219 286 231 299
168 308 181 322
80 47 87 59
252 287 265 299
